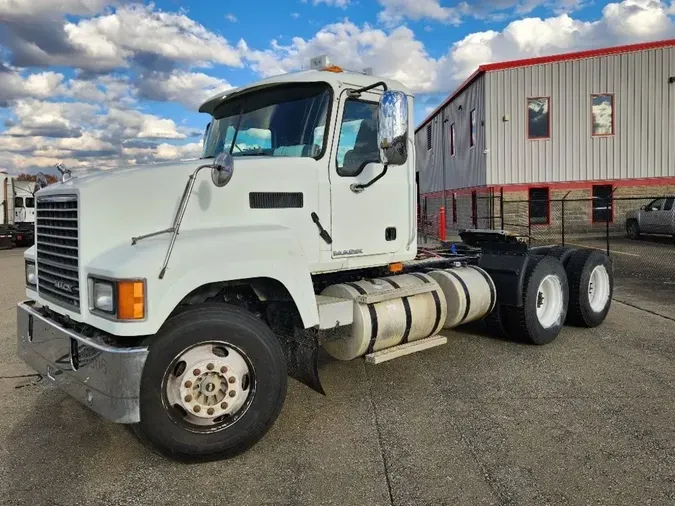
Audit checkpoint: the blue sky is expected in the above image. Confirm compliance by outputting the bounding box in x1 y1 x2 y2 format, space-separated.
0 0 673 175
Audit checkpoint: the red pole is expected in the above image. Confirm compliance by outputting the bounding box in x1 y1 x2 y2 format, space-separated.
439 206 447 242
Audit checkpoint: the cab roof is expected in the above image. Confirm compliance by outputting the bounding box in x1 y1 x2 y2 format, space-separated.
198 69 412 115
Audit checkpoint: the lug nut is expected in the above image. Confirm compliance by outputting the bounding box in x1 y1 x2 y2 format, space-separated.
207 363 214 371
193 405 201 413
220 366 228 374
184 381 192 388
184 395 192 402
207 408 215 416
220 402 228 409
229 391 236 398
193 368 201 376
228 377 236 384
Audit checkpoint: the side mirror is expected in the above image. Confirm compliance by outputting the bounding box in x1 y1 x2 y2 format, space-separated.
377 90 408 166
211 151 234 188
640 205 646 210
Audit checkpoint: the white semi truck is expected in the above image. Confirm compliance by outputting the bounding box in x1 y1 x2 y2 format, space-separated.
17 60 613 462
1 172 39 248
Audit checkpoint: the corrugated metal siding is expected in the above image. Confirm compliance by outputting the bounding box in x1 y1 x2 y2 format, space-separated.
485 46 675 185
415 75 486 193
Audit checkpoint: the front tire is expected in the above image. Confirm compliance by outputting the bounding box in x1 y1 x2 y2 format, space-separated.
131 303 287 462
626 219 640 239
504 256 569 345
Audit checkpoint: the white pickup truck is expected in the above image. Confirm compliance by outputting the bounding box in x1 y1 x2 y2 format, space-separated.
17 59 614 462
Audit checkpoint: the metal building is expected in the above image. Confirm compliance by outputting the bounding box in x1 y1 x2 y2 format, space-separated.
415 39 675 232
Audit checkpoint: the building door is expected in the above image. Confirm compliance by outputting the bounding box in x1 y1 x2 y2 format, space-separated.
471 191 478 228
329 90 409 258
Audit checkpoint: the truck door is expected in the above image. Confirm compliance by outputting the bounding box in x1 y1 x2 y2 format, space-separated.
328 89 409 258
659 197 674 234
640 198 664 233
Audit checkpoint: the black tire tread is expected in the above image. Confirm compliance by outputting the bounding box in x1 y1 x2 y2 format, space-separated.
131 302 287 463
565 249 613 328
504 256 568 345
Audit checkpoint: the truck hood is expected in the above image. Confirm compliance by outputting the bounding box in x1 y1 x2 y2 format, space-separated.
34 155 323 272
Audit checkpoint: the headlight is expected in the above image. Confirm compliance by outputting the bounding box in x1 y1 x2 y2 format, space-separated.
92 279 115 313
25 261 36 287
89 277 145 320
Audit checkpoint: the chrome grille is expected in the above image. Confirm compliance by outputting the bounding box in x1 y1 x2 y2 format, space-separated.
36 195 80 311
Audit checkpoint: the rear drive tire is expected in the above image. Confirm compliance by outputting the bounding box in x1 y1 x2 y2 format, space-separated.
504 256 569 345
542 246 576 266
483 304 509 339
565 249 613 328
131 303 287 462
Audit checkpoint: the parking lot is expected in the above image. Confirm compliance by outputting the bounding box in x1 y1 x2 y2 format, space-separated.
1 247 674 506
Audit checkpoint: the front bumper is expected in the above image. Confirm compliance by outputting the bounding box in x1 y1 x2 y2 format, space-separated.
17 301 148 423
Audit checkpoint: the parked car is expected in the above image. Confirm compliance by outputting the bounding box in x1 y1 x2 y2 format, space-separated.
626 196 675 239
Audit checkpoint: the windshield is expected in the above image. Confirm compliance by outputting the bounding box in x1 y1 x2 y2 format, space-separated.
202 82 331 159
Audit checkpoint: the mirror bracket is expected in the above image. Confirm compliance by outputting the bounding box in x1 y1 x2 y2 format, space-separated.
350 166 389 194
347 81 389 99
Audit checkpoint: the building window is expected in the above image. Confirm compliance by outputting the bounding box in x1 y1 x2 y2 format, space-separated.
528 187 550 225
426 124 432 150
527 97 550 139
592 184 613 223
452 192 457 223
450 123 455 156
591 94 614 136
469 109 476 148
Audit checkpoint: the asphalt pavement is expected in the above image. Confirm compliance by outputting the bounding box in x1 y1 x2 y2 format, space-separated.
1 248 674 506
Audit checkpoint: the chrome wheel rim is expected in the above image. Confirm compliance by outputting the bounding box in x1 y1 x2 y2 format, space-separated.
161 341 255 433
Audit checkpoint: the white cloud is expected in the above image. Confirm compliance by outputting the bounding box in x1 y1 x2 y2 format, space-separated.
242 22 438 93
137 117 186 139
0 0 111 17
0 70 65 103
377 0 463 25
135 70 233 110
313 0 351 7
67 79 106 102
225 13 238 22
435 0 674 88
66 4 243 71
291 12 300 18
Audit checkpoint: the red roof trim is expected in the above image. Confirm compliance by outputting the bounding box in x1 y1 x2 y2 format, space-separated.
479 38 675 72
415 38 675 133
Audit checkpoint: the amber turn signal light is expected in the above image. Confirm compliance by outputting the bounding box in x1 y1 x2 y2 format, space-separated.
117 280 145 320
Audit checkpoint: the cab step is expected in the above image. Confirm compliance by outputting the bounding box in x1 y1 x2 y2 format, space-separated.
364 335 447 365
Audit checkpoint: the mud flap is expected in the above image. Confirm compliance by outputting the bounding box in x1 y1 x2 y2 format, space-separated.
284 329 325 395
265 302 325 395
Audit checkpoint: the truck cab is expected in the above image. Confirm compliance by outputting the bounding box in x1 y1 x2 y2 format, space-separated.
16 62 419 460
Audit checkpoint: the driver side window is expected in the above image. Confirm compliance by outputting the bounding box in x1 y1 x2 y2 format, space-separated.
336 99 379 177
649 198 665 211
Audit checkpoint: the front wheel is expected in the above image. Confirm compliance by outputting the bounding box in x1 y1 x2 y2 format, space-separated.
626 220 640 240
131 303 287 462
